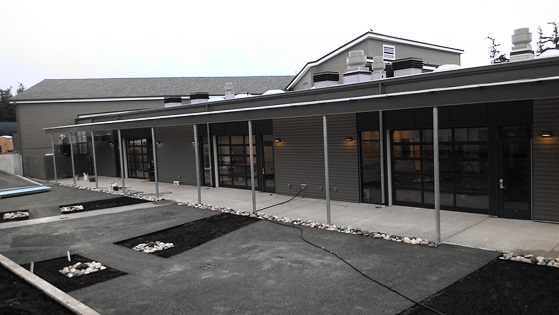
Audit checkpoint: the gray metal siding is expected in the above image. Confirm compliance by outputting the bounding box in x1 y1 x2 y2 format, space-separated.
155 126 197 185
94 141 117 177
17 99 161 178
532 98 559 222
273 114 359 202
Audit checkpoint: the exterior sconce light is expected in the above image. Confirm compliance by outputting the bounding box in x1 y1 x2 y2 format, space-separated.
345 136 354 142
108 141 114 146
155 140 162 145
274 138 282 143
540 131 553 138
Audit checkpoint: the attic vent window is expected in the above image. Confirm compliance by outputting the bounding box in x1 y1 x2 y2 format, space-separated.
383 45 395 60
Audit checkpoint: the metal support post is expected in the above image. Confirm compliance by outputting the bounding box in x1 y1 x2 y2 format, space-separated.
433 107 441 245
193 125 202 204
118 129 126 192
90 132 98 189
248 121 256 213
323 116 331 224
50 134 58 183
69 133 76 186
151 127 159 198
379 110 386 205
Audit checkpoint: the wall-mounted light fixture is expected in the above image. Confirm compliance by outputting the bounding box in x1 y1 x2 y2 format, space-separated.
155 140 162 145
274 138 282 143
108 141 114 146
540 131 553 138
345 136 354 142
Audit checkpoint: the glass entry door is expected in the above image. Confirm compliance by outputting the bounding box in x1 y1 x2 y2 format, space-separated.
216 134 275 192
497 126 531 219
360 131 382 204
259 135 275 193
125 138 153 180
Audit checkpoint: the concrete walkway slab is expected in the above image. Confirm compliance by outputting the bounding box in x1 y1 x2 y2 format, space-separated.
50 176 559 257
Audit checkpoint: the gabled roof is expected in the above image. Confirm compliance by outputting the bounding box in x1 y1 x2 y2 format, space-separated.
286 31 464 90
12 76 294 102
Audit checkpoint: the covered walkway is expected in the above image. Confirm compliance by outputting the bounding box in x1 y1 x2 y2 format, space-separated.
56 176 559 257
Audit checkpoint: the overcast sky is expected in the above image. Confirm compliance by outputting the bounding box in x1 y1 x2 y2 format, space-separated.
1 0 558 94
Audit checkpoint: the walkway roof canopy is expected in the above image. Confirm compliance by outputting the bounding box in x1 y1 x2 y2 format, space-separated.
43 58 559 134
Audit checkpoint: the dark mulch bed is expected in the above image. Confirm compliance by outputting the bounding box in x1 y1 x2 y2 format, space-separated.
20 254 127 293
1 209 30 223
399 258 559 314
115 212 259 258
0 264 74 315
59 196 150 213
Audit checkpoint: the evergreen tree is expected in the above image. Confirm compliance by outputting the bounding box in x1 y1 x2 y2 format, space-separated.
487 36 509 64
537 22 559 55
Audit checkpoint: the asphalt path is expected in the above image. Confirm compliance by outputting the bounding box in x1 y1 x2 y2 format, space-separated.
0 174 499 314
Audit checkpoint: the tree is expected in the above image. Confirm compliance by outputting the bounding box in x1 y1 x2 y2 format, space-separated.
0 85 18 122
537 22 559 55
487 36 509 64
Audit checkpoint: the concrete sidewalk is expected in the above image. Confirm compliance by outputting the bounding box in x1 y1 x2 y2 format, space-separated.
55 176 559 257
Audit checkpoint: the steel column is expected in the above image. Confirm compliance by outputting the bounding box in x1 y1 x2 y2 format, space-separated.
207 123 213 186
90 132 98 189
50 134 58 183
193 125 202 204
248 121 256 213
118 129 126 192
379 110 386 205
433 107 441 245
151 127 160 198
323 116 331 224
69 133 76 186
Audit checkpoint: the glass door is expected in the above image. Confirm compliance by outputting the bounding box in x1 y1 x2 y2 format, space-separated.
360 131 382 203
497 126 531 219
259 135 275 193
125 138 153 179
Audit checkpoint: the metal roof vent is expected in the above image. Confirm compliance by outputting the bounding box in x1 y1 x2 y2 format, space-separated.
190 92 209 104
343 50 372 84
371 56 386 80
510 28 535 62
392 57 423 77
313 71 340 88
224 82 235 99
164 96 182 108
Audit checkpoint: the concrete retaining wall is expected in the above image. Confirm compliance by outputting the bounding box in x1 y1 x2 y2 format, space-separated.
0 153 23 175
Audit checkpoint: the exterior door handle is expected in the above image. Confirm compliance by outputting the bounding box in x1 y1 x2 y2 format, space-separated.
499 179 505 189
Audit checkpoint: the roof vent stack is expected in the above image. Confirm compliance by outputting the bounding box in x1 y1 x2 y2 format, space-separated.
224 82 235 99
313 71 340 88
392 57 423 77
371 56 386 80
164 96 182 108
343 50 372 84
190 92 209 104
510 28 535 62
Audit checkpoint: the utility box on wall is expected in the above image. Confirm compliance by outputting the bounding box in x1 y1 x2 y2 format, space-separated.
0 136 14 153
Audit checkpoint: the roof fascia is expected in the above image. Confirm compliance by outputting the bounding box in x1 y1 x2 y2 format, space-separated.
44 76 559 134
11 96 176 105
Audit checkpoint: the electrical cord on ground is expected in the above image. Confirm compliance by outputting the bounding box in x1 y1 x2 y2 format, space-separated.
257 189 444 315
256 188 304 212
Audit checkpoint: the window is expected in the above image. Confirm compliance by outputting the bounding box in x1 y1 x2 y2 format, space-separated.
383 44 395 60
217 135 256 189
391 127 489 212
